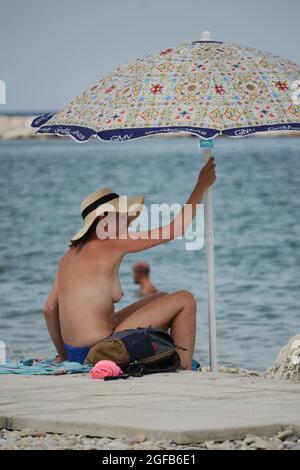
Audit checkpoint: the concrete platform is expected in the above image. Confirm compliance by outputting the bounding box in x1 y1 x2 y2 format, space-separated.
0 371 300 444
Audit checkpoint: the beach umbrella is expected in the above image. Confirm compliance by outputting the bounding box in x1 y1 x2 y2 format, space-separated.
32 32 300 372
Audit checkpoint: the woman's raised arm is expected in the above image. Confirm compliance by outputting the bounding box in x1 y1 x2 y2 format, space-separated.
116 156 216 254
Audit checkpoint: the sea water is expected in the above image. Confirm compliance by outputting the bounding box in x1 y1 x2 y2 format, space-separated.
0 136 299 371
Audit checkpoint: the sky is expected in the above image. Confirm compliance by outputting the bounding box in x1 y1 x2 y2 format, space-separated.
1 0 300 112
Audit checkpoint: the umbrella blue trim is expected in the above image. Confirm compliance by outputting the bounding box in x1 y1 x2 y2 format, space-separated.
34 124 219 142
223 123 300 137
34 124 97 142
31 113 54 128
98 126 219 141
33 122 300 142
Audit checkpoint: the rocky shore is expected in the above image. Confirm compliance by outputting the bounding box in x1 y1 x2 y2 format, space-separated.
1 426 299 450
266 335 300 381
0 116 38 139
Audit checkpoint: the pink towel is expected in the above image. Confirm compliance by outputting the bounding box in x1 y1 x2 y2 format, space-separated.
89 360 123 379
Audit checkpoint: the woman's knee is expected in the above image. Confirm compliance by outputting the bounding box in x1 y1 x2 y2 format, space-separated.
174 290 197 311
157 291 169 297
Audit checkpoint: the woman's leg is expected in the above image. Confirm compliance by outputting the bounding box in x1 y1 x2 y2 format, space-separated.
115 292 169 326
114 290 197 370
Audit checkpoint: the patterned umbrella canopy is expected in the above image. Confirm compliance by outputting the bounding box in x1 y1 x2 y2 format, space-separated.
32 40 300 142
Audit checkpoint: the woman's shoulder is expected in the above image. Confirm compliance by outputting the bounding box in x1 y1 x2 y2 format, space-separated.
71 238 124 259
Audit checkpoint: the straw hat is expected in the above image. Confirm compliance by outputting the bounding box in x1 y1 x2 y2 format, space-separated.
70 188 144 242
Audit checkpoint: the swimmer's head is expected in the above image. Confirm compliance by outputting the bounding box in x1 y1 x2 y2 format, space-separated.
132 261 150 283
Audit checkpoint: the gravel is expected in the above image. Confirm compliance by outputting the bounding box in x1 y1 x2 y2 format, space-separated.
0 426 299 450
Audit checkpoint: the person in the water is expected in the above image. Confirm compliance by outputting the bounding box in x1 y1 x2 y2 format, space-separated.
43 157 216 369
132 261 157 297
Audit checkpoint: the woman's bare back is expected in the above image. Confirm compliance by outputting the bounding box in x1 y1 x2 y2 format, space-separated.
57 238 122 347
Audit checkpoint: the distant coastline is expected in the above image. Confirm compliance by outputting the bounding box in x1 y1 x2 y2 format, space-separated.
0 114 300 140
0 114 53 140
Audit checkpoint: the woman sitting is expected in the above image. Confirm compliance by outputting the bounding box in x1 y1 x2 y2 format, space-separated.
43 157 216 369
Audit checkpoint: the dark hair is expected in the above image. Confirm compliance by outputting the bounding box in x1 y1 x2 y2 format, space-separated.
133 262 150 275
69 218 99 248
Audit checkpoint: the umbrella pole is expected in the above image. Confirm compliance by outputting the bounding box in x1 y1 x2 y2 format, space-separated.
199 140 217 372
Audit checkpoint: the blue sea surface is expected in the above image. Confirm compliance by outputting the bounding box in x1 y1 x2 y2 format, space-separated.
0 136 299 371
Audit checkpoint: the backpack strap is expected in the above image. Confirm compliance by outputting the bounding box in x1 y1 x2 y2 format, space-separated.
104 373 131 381
104 354 180 381
104 360 144 381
